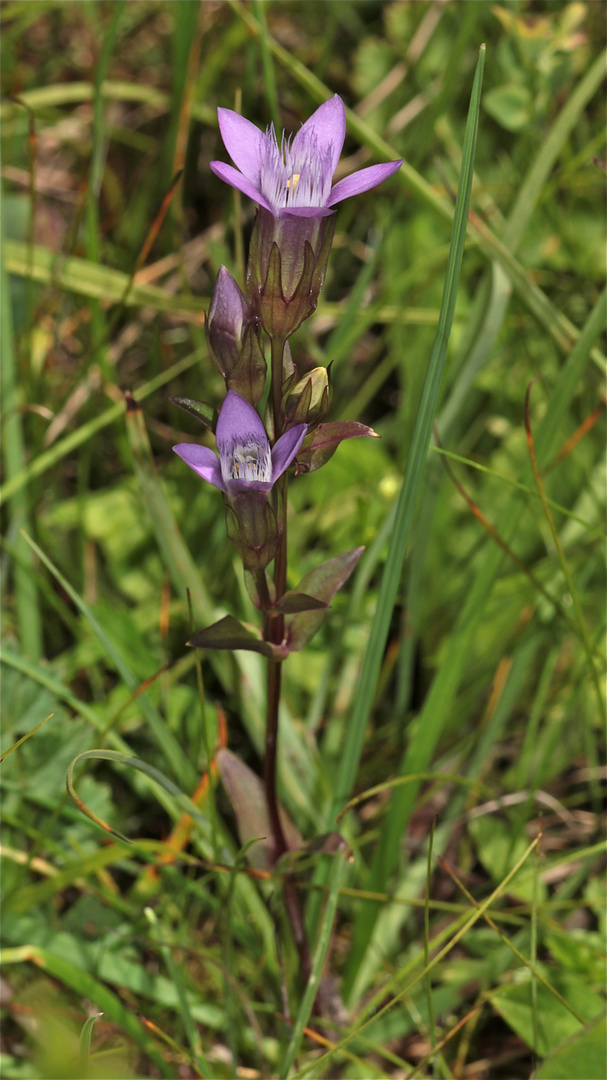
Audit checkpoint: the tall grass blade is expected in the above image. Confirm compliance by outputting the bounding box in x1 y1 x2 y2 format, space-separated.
0 213 43 659
345 276 607 1002
335 45 485 818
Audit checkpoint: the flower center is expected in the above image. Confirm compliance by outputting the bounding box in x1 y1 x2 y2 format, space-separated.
220 434 272 485
259 127 333 213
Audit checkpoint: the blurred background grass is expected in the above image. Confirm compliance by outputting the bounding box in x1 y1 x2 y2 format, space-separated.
1 2 605 1078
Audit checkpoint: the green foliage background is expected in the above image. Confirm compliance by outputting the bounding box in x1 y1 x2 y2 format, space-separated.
1 2 605 1078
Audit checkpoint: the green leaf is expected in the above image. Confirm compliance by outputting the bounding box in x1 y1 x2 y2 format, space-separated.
484 83 532 131
492 971 603 1055
535 1015 607 1080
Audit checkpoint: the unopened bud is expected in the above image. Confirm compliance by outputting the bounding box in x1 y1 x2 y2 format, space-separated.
284 366 331 426
208 267 266 406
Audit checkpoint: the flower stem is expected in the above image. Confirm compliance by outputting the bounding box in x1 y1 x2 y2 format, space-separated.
270 334 286 443
264 335 313 991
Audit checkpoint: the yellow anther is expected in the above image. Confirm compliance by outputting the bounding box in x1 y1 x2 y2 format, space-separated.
286 173 301 191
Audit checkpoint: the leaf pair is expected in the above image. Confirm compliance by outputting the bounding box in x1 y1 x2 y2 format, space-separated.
188 546 364 656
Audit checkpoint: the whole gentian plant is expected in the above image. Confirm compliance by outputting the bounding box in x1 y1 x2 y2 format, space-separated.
173 93 402 1000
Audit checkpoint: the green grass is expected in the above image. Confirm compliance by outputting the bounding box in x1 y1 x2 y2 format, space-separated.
1 3 605 1079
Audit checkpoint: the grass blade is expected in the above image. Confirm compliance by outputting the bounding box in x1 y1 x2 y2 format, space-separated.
335 45 485 819
280 850 347 1078
0 210 43 659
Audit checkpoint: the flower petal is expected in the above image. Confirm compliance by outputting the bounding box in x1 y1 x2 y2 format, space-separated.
327 160 403 206
216 390 268 451
217 108 264 183
271 424 307 480
293 95 346 177
173 444 225 491
210 161 274 213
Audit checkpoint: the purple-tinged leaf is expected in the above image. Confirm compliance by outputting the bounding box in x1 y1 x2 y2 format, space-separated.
273 591 329 615
170 397 215 430
295 421 379 473
217 749 302 870
188 614 287 659
287 547 365 652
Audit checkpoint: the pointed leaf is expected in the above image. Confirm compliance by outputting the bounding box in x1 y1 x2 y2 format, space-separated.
295 420 378 473
273 591 329 614
287 547 364 651
188 614 287 659
217 749 302 870
170 397 215 430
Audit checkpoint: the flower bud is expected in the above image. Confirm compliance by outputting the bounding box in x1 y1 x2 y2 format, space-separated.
246 209 335 339
284 366 331 427
207 266 266 406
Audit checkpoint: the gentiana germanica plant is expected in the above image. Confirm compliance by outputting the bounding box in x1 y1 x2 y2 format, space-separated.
172 95 402 991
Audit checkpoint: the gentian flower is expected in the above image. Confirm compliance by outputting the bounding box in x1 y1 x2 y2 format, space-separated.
210 95 403 338
173 390 306 494
210 94 402 219
173 391 307 569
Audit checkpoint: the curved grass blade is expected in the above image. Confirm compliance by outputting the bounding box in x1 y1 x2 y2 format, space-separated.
78 1011 103 1075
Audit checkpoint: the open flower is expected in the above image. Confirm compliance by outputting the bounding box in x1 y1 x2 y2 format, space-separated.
210 95 403 217
211 95 403 337
173 390 306 496
174 392 306 570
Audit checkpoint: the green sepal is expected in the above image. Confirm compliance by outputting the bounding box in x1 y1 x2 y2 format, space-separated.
169 396 215 431
224 494 278 571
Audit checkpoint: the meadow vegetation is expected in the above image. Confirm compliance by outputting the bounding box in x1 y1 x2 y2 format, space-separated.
1 2 605 1078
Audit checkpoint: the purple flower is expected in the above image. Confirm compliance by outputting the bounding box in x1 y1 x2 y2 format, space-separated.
210 95 403 217
173 390 307 496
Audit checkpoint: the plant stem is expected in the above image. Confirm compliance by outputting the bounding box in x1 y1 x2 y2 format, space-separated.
263 335 314 991
270 334 286 442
